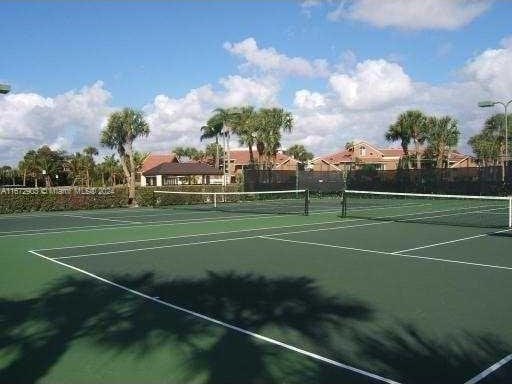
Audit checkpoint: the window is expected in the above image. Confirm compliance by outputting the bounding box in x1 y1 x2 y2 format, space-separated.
163 176 178 186
359 147 366 157
146 176 157 186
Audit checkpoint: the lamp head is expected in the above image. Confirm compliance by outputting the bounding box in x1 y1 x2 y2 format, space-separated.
478 100 495 108
0 84 10 94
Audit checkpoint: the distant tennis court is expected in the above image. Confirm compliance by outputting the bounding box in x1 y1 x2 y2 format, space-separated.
1 190 511 384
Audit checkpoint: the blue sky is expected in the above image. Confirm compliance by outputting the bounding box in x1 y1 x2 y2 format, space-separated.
1 0 511 165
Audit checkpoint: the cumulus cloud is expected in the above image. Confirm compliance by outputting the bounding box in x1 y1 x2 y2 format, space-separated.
141 75 281 153
294 90 327 109
461 36 512 98
327 0 492 30
3 35 512 164
0 82 112 164
287 38 512 155
224 37 330 77
328 59 413 110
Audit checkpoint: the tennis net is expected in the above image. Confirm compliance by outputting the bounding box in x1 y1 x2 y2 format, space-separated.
153 189 310 215
342 190 512 228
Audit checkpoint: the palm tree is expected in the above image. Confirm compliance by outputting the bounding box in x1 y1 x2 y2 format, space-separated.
201 115 224 168
469 113 512 179
172 147 201 162
67 152 86 186
424 116 460 168
230 106 258 165
386 116 413 169
17 160 28 186
22 150 40 187
202 107 239 182
82 146 98 187
285 144 314 163
102 154 121 186
101 108 150 204
204 142 224 165
397 110 428 169
345 141 355 150
133 151 150 173
468 131 501 166
254 108 293 167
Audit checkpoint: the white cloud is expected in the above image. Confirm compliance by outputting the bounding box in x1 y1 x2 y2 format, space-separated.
328 0 492 30
300 0 322 9
0 82 112 164
461 37 512 98
287 39 512 155
224 37 330 77
141 75 281 153
329 59 413 110
294 90 327 109
3 35 512 164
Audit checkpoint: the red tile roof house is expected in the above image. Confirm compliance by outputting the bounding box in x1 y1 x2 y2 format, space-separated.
142 162 223 186
227 149 299 182
140 153 223 186
312 141 476 171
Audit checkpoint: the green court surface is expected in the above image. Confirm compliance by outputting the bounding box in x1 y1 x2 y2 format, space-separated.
1 198 511 384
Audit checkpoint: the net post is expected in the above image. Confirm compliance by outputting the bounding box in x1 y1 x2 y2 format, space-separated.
304 189 310 215
508 197 511 228
341 191 347 217
214 193 217 208
151 189 156 208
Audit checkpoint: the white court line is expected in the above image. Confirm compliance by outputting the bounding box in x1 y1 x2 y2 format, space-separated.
259 236 512 272
27 249 402 384
61 214 142 224
39 205 504 257
0 199 427 237
0 209 340 237
31 202 431 250
0 207 159 219
394 229 512 254
464 353 512 384
50 220 393 259
52 236 265 259
0 200 431 238
35 218 367 251
50 216 512 271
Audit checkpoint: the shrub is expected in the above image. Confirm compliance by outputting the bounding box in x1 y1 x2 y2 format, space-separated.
0 187 128 214
135 184 242 207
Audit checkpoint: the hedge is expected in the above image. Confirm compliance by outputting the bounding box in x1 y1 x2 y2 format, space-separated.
0 185 243 214
0 187 128 214
135 184 243 207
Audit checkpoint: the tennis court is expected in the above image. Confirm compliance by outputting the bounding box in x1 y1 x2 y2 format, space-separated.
1 191 511 384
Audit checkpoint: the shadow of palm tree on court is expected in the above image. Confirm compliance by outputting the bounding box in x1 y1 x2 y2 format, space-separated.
350 321 512 384
0 271 373 384
2 271 511 383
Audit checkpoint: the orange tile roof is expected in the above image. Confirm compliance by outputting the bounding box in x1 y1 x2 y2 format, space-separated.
142 153 178 173
318 143 472 165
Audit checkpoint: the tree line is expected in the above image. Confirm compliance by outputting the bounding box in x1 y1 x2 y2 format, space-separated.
384 110 461 169
0 144 149 188
3 104 508 204
173 106 313 166
384 109 511 170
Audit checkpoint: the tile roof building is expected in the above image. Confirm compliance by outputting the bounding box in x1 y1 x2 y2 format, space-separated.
141 156 223 186
312 141 476 171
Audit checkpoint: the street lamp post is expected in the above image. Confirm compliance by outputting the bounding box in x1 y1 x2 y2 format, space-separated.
478 99 512 181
